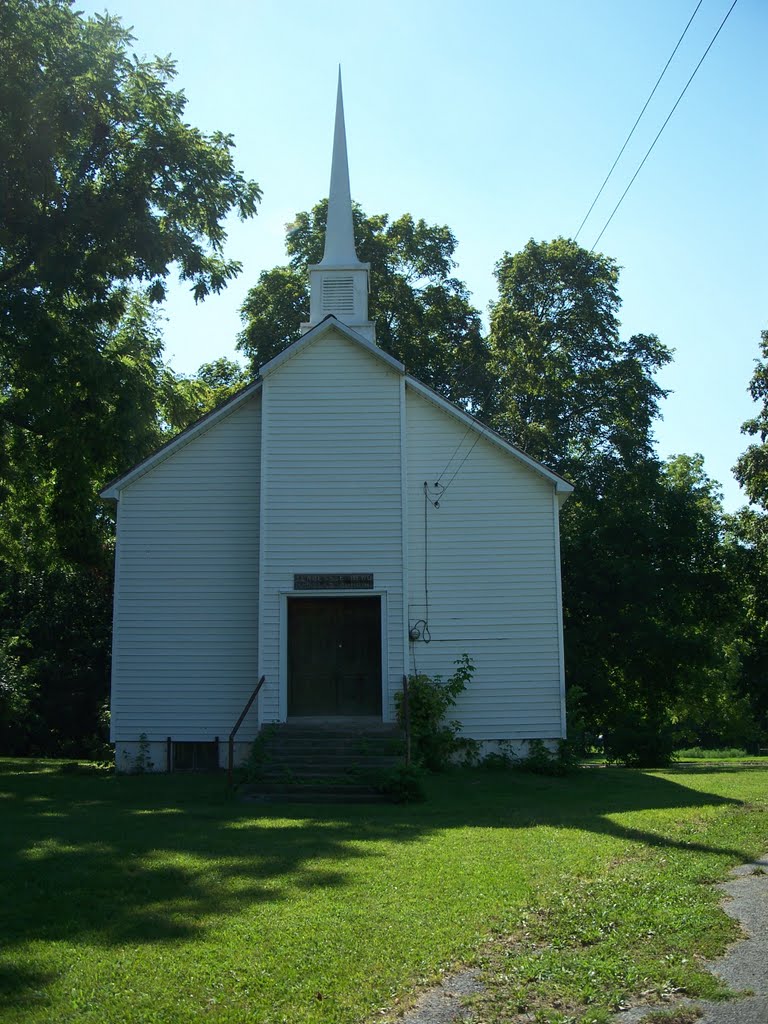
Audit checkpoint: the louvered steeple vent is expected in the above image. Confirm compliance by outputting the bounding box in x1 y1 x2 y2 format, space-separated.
301 71 375 343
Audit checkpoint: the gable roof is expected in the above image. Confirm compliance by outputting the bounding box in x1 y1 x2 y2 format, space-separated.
101 315 572 500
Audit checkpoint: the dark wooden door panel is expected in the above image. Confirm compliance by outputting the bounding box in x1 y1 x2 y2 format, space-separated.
288 597 382 716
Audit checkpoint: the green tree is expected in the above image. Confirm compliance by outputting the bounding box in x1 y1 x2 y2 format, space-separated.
487 238 671 476
726 508 768 742
1 0 260 560
561 453 744 763
730 329 768 742
734 329 768 507
0 0 260 755
238 201 489 409
486 238 744 763
0 0 260 306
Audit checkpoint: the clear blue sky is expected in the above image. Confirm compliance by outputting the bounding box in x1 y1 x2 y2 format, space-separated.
79 0 767 510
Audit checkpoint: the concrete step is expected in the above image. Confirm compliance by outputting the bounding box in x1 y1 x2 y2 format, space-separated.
260 761 399 774
258 771 394 785
242 789 392 805
244 721 405 803
245 780 385 794
257 752 400 765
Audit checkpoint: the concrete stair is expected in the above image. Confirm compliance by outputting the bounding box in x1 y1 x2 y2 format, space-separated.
240 720 404 803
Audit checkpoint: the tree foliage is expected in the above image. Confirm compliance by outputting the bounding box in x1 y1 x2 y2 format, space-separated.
0 0 260 306
483 239 750 761
729 330 768 739
734 329 768 507
486 238 671 478
0 0 259 755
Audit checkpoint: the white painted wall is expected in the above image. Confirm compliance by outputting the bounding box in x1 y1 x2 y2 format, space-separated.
404 386 565 740
258 328 405 720
110 395 262 755
107 329 567 760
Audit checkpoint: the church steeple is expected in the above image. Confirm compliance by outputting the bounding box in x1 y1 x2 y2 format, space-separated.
302 70 375 342
320 71 362 267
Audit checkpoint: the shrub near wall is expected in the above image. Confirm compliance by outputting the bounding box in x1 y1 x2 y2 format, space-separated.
395 655 476 771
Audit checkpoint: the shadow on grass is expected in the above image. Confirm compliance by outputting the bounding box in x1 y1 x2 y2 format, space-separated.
0 759 760 1007
0 964 58 1012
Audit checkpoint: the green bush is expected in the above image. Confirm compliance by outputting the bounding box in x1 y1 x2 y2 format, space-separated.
381 764 425 803
603 711 677 768
480 739 580 776
518 739 581 776
241 728 275 783
395 655 476 771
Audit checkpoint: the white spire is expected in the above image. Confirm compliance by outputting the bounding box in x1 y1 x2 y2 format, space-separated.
320 69 363 267
302 69 375 343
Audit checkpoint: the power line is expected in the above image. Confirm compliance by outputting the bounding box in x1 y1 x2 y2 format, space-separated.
436 421 474 483
574 0 704 242
438 420 491 498
591 0 740 252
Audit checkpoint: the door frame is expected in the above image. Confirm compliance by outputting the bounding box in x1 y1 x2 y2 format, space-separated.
279 589 388 721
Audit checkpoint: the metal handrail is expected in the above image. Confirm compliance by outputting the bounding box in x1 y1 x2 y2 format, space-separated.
228 675 266 787
402 674 411 768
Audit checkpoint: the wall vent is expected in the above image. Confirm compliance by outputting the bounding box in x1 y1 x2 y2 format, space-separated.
173 740 219 772
322 276 355 316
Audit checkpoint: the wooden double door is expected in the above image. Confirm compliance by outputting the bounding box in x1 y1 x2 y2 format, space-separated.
287 596 382 717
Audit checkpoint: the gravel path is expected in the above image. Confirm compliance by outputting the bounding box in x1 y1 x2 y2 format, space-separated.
395 854 768 1024
614 853 768 1024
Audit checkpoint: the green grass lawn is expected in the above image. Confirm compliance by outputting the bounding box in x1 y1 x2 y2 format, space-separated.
1 759 766 1024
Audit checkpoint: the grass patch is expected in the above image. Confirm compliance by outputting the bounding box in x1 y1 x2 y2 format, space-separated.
676 747 748 760
637 1007 703 1024
0 759 766 1023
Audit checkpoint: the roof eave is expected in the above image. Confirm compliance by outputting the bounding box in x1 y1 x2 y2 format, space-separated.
404 376 574 495
100 379 263 500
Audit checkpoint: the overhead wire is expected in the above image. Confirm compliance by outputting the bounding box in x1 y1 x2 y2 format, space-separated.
438 419 492 498
590 0 740 252
436 421 475 484
574 0 704 242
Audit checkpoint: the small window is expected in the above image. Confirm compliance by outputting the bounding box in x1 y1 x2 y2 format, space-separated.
322 276 355 315
173 741 219 772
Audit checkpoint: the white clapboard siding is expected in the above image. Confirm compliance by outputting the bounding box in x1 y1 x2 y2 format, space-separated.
259 329 404 720
111 395 261 742
405 386 565 740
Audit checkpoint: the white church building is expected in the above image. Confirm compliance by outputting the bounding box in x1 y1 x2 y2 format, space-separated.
102 79 573 771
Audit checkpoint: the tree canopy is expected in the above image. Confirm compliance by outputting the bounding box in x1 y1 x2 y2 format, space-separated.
0 0 260 755
729 329 768 739
0 0 260 306
734 329 768 507
486 238 671 479
0 0 260 563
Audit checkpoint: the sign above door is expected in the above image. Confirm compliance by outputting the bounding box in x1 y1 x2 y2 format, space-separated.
293 573 374 591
